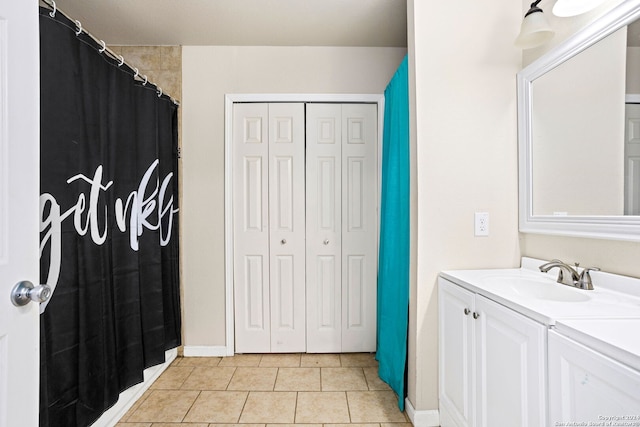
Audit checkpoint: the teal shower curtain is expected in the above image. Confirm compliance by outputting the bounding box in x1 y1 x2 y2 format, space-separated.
376 55 410 411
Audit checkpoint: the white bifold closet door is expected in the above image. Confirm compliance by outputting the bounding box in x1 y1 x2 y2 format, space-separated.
306 103 378 353
233 103 306 353
233 102 377 354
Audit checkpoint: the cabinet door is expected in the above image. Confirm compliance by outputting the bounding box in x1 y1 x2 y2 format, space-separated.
438 278 475 427
475 295 546 427
548 330 640 425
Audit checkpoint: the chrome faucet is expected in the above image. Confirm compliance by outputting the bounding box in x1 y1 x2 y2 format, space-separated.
538 259 600 290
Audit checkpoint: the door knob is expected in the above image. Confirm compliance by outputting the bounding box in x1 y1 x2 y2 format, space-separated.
464 308 471 315
10 281 52 307
281 239 287 245
323 239 329 245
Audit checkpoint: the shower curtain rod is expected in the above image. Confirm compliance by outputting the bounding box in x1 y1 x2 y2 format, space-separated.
40 0 179 106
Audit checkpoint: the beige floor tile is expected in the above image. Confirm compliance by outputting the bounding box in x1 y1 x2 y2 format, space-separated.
150 366 194 389
327 424 380 427
148 423 208 427
267 424 322 427
180 366 236 390
114 423 151 427
295 391 351 423
363 367 391 391
182 391 248 423
207 424 265 427
300 354 341 367
321 368 368 391
239 391 297 424
177 357 222 367
170 357 182 367
218 354 262 367
127 390 200 423
118 389 153 422
274 367 320 391
227 367 277 390
259 353 301 367
380 423 413 427
340 353 378 367
347 391 407 423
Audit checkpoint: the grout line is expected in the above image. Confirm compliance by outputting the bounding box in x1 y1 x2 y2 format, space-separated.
179 390 201 423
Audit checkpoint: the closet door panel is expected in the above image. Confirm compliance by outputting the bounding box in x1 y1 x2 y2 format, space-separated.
269 103 306 352
341 104 378 352
306 104 342 353
233 103 271 353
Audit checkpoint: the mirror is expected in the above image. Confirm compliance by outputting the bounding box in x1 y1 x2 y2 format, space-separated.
518 0 640 240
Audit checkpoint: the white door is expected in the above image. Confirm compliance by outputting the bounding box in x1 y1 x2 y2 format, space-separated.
306 104 343 353
548 330 640 425
268 103 305 352
233 103 306 353
340 104 377 352
306 104 378 353
438 279 475 427
233 103 271 352
0 1 41 426
624 104 640 214
475 295 546 427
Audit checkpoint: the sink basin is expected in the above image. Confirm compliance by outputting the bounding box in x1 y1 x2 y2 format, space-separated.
483 276 591 302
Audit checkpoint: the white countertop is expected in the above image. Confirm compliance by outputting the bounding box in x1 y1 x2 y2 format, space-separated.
440 257 640 371
554 318 640 372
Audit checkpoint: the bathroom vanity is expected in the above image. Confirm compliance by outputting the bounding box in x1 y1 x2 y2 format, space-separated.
438 258 640 427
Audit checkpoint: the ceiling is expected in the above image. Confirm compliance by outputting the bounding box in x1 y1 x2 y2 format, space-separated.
50 0 408 47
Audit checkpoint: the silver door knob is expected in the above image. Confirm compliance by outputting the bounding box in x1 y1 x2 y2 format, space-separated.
281 239 287 245
323 239 329 245
10 281 51 306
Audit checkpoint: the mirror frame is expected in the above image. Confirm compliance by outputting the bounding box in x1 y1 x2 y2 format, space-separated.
518 0 640 241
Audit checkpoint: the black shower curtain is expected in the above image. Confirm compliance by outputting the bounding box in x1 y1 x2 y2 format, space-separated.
38 8 181 427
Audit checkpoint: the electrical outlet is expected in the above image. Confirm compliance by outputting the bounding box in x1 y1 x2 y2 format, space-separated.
475 212 489 236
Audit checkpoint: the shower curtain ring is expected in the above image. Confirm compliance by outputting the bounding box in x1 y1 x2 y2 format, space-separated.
75 20 82 36
133 68 139 79
142 75 148 85
117 55 124 66
99 40 106 53
157 87 163 97
49 0 57 17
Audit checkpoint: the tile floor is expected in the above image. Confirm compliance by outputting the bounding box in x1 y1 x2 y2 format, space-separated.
116 353 410 427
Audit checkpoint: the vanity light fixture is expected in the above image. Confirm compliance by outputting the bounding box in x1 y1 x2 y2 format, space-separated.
515 0 555 49
552 0 608 17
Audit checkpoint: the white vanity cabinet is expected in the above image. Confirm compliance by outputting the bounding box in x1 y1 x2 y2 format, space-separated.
438 277 547 427
548 330 640 424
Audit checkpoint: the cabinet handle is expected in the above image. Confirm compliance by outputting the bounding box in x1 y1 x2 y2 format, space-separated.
464 308 470 315
472 312 480 319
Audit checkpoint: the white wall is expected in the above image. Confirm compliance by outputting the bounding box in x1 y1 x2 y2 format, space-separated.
407 0 522 414
180 46 406 348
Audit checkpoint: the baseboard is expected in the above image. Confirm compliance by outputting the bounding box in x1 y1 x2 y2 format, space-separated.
405 397 440 427
183 345 230 357
91 348 177 427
